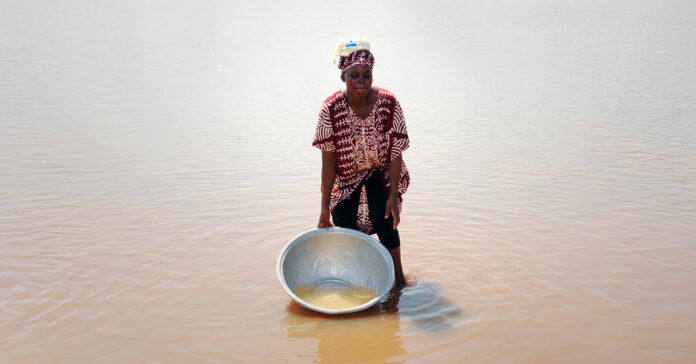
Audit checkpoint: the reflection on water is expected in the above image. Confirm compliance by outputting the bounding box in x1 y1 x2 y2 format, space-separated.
293 284 377 310
282 281 460 363
283 289 406 364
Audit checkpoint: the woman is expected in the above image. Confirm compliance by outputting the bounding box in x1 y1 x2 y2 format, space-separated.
312 40 411 288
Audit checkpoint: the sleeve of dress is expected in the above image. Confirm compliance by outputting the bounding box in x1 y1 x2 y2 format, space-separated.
388 98 409 160
311 102 335 152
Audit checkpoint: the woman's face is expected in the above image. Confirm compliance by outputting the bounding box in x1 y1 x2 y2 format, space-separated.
343 65 373 95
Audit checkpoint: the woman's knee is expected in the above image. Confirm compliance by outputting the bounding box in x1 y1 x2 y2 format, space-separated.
376 227 401 250
331 203 358 229
332 214 357 229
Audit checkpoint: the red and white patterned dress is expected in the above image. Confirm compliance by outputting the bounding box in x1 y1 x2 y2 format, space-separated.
312 88 410 235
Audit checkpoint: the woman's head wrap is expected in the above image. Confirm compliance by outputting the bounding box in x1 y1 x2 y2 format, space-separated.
333 40 375 73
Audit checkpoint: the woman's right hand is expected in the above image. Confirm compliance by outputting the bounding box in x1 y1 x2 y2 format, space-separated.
317 208 334 230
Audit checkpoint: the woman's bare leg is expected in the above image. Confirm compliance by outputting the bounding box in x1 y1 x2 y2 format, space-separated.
389 246 407 288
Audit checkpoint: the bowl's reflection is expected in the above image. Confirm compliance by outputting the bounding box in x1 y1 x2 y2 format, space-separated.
282 286 406 364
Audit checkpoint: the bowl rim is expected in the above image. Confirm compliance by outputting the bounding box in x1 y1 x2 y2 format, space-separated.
276 227 395 314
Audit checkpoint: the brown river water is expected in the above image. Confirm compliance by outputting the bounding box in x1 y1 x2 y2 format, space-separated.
292 284 378 311
1 1 695 363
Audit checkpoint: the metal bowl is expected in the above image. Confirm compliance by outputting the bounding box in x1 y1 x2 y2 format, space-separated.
277 227 395 314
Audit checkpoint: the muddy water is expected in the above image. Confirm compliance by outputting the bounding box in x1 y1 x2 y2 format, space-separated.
2 1 696 363
292 284 377 311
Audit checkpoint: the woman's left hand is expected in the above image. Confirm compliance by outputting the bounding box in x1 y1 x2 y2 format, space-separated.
385 195 400 230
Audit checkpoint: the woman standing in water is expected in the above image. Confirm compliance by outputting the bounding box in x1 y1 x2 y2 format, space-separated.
313 40 411 288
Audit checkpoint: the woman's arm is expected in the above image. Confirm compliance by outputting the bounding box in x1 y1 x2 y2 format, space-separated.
318 150 337 229
385 153 403 230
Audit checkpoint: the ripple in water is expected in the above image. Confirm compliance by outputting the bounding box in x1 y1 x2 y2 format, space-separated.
383 280 461 333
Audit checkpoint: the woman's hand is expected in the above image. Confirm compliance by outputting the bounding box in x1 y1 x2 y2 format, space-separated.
385 195 400 230
318 208 334 230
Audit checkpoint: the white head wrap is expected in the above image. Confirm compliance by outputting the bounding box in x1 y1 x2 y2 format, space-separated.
332 40 371 65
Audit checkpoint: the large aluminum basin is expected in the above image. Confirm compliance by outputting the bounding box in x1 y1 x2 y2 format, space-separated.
277 228 395 314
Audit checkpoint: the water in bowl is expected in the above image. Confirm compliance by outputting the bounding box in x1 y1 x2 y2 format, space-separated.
293 280 377 310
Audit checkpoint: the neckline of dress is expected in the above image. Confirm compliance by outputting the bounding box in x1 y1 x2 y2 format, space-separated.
342 89 380 121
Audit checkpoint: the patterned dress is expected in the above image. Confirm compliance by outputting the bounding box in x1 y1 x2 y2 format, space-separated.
312 88 410 235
